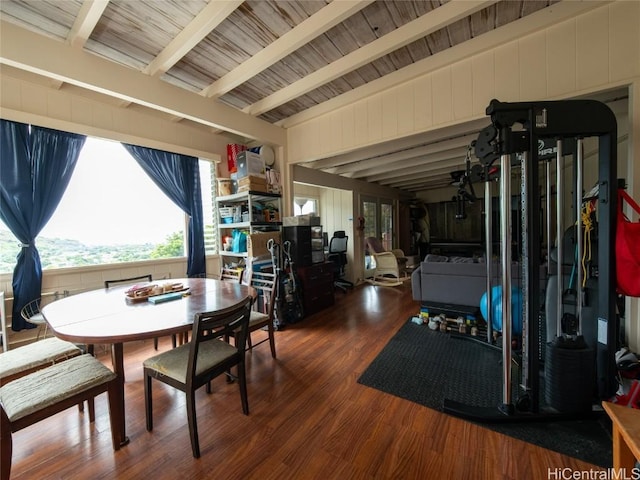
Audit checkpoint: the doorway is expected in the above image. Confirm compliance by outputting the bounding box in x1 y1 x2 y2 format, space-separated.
362 196 395 276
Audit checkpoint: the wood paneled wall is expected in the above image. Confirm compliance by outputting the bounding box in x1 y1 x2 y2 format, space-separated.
287 1 640 164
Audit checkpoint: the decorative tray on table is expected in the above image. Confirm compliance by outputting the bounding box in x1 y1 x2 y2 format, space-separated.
125 283 189 303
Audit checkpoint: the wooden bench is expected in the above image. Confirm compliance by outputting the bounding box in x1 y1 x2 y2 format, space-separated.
602 401 640 471
0 354 122 480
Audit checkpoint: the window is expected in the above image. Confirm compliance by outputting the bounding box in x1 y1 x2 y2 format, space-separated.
0 137 216 272
293 197 318 216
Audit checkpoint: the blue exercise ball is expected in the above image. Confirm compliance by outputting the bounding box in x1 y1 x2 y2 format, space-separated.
480 286 523 336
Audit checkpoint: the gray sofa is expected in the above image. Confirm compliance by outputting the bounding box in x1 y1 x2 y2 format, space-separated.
411 255 522 310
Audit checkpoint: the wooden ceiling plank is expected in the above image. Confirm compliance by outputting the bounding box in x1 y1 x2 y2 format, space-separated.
202 0 374 98
469 3 496 37
68 0 109 49
246 0 498 115
145 0 242 77
495 1 523 27
447 16 472 45
281 0 610 129
0 19 285 143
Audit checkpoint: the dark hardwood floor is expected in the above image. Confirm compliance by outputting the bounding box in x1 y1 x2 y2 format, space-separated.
8 282 605 479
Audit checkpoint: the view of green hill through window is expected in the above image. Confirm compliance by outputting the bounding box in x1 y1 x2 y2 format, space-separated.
0 136 216 274
0 229 183 271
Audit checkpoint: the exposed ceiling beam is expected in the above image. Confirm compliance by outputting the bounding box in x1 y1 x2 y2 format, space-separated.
349 148 468 181
329 134 474 175
280 0 611 128
245 0 498 116
202 0 374 99
145 0 242 78
68 0 109 49
397 176 454 191
0 20 286 144
369 157 466 184
303 118 488 169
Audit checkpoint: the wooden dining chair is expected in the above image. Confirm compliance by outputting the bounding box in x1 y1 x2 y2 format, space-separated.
221 267 243 283
5 318 96 420
104 274 172 350
0 337 82 387
143 296 253 458
0 354 122 480
240 270 278 358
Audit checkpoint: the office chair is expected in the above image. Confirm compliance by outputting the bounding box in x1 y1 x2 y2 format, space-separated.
327 231 353 293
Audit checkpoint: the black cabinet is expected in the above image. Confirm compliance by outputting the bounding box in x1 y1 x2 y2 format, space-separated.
283 226 312 267
297 262 335 316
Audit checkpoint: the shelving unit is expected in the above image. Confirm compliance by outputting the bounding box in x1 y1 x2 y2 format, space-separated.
217 190 282 262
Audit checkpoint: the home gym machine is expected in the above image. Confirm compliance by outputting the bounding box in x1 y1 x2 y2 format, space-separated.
443 98 618 421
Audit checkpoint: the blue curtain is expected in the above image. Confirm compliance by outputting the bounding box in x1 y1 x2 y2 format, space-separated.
0 120 85 330
123 144 205 277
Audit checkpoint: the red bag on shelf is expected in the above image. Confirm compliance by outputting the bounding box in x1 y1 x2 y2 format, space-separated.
226 143 246 174
616 189 640 297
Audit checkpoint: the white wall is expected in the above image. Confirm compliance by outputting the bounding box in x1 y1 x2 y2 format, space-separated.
288 2 640 168
0 70 229 161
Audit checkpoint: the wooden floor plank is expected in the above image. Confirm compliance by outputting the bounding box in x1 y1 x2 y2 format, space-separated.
7 282 606 479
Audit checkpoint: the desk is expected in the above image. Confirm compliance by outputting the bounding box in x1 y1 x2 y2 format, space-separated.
42 278 255 446
602 401 640 471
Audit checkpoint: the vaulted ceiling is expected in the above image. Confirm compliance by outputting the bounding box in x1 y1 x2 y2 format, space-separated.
1 0 580 193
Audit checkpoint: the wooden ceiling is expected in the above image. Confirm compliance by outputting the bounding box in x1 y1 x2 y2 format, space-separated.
0 0 560 193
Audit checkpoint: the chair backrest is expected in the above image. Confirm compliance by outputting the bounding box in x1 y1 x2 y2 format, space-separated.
104 274 152 289
1 292 7 352
187 297 253 385
329 231 348 255
221 267 243 283
20 298 41 321
247 271 277 319
365 237 386 254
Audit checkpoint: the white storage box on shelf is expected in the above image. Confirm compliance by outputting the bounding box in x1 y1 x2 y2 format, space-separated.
236 151 265 178
283 215 321 227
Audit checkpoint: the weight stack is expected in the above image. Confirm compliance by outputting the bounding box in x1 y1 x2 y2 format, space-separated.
544 336 595 413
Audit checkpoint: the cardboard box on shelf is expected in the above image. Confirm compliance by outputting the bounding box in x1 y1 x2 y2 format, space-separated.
247 231 280 258
217 178 234 196
237 175 269 193
236 151 265 178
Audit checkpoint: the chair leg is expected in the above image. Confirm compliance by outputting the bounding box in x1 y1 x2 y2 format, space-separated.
268 324 276 359
154 337 159 350
238 361 249 415
1 408 12 480
88 398 96 422
144 372 153 432
186 391 200 458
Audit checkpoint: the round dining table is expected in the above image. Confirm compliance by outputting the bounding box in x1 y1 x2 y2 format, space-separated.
42 277 256 446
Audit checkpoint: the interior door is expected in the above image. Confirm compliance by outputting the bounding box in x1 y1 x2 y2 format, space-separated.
361 196 395 275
